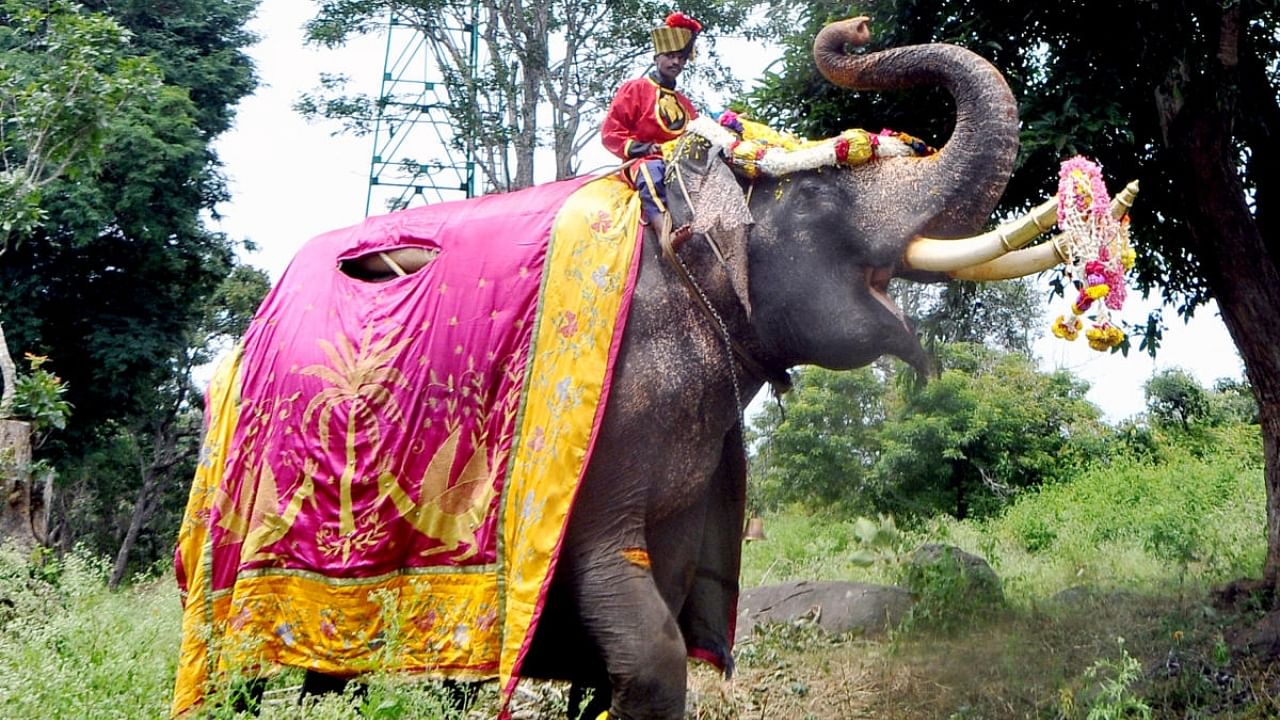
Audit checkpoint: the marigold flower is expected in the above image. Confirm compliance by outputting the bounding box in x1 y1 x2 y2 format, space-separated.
1085 324 1124 351
1052 315 1082 341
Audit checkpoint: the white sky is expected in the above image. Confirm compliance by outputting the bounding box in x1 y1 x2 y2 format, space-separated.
210 2 1244 424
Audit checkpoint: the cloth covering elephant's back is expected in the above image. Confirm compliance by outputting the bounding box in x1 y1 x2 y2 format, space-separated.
171 174 660 715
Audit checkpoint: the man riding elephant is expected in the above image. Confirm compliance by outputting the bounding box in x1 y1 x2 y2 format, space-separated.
601 11 703 224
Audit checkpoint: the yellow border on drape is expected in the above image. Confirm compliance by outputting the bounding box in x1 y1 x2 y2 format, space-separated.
498 175 641 692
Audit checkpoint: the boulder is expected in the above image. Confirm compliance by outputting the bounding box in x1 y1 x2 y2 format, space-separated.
904 543 1003 605
736 580 913 640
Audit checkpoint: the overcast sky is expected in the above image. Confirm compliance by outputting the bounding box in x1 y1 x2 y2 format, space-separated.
209 2 1245 423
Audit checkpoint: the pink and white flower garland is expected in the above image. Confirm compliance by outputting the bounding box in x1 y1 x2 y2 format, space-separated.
1050 156 1135 351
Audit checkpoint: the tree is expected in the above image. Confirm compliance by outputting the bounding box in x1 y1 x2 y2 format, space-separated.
1145 367 1212 431
1212 377 1260 425
105 265 268 586
0 0 161 416
745 1 1280 598
297 0 760 194
0 0 259 561
748 366 886 512
894 278 1044 357
873 344 1101 521
0 0 163 548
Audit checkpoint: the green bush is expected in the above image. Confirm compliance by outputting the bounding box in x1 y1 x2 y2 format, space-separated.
986 422 1264 594
898 544 1004 633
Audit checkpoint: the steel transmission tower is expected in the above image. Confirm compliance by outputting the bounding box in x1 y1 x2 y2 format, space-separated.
365 7 479 216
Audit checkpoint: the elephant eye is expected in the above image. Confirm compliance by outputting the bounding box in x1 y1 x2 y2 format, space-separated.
792 181 839 213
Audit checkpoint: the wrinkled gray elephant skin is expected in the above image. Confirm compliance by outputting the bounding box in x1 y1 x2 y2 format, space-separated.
516 19 1024 720
263 20 1023 720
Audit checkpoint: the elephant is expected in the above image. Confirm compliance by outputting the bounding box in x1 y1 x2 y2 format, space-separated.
173 16 1138 720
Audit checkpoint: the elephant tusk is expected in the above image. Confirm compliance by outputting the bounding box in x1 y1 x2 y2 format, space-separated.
947 238 1070 280
904 197 1058 272
948 180 1141 280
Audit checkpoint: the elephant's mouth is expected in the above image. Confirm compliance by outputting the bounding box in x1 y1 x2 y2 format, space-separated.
866 266 908 328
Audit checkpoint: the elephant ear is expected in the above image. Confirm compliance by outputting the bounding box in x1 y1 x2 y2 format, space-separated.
670 138 755 316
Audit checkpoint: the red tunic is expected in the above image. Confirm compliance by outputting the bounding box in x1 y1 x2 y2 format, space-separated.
601 75 699 160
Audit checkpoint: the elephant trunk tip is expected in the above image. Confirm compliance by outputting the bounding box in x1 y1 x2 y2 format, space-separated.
813 16 874 79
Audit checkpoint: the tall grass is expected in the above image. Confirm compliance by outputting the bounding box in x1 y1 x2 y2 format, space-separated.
0 423 1268 718
728 423 1274 719
0 548 180 718
744 423 1266 603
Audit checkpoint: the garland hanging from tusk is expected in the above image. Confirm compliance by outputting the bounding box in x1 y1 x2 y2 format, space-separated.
1048 157 1137 351
950 178 1139 282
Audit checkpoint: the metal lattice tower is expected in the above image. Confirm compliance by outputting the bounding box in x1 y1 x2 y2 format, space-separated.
365 8 479 216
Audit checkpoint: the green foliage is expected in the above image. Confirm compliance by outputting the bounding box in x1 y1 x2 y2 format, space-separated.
750 344 1108 522
1071 638 1152 720
0 0 256 432
898 544 1005 634
740 512 884 587
0 0 163 247
10 352 71 437
848 514 906 568
749 365 886 512
1210 377 1259 426
894 278 1045 357
0 0 259 565
1144 367 1211 430
0 545 179 718
874 343 1102 521
990 423 1265 590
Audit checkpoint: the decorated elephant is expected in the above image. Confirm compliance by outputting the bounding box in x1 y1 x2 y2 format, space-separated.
171 17 1135 720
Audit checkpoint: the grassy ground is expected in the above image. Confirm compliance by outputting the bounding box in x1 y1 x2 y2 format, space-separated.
0 424 1271 718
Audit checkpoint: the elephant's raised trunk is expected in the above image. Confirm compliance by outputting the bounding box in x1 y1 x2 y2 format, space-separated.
813 18 1020 237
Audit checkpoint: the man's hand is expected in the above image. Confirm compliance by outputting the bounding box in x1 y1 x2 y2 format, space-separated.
628 141 657 158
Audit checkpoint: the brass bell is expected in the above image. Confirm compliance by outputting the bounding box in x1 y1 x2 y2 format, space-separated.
743 516 766 542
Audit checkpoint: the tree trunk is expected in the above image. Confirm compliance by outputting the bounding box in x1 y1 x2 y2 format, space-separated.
0 418 35 548
1166 49 1280 598
0 321 17 418
110 470 158 589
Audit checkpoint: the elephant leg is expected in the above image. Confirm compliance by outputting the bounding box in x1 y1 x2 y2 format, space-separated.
298 671 364 705
572 549 688 720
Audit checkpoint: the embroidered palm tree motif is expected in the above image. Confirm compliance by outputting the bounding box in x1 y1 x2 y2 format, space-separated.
301 325 412 536
657 88 687 132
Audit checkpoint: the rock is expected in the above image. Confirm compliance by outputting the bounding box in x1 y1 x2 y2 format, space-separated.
1050 585 1098 607
1049 585 1138 609
904 543 1003 606
736 580 913 640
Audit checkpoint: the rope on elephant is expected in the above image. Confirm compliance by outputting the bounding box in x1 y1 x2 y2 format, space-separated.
677 112 935 178
1050 156 1136 351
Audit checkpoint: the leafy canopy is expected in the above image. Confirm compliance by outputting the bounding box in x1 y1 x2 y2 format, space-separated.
0 0 162 245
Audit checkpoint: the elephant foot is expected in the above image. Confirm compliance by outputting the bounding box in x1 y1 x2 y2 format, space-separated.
299 671 365 705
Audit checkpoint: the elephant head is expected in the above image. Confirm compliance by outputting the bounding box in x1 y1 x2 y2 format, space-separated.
663 17 1134 380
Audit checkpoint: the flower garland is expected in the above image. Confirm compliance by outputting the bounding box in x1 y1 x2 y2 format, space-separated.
1050 156 1136 351
678 112 935 178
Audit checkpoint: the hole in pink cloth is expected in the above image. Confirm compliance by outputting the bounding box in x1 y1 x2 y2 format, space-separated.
340 247 439 282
